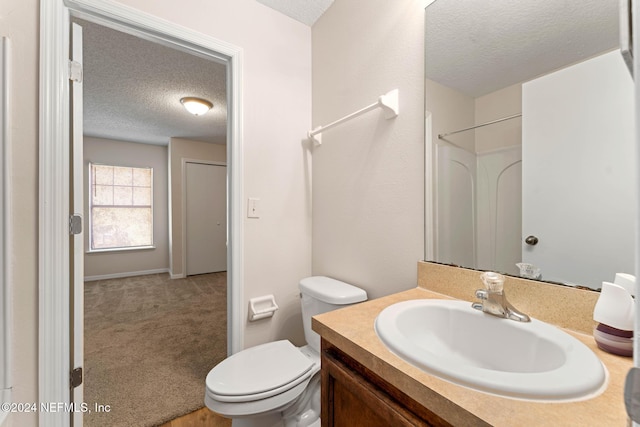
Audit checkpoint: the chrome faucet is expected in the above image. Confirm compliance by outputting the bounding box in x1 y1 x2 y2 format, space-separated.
471 272 530 322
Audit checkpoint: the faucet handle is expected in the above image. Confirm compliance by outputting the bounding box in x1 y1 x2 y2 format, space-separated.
480 271 505 293
475 289 488 300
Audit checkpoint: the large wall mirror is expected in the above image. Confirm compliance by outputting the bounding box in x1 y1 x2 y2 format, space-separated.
425 0 635 290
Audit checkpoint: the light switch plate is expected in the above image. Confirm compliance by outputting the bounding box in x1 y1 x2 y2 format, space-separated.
247 198 260 218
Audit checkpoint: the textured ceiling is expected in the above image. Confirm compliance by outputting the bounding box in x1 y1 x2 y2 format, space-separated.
256 0 334 26
426 0 620 97
78 0 335 147
79 1 619 146
79 19 227 146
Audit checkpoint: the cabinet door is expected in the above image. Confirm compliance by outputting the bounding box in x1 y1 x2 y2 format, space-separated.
321 349 434 427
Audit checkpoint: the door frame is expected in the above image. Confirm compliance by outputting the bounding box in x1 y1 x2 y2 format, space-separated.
182 159 227 277
39 1 244 425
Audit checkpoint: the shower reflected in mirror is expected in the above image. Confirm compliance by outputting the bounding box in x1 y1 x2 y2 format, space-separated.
424 0 635 290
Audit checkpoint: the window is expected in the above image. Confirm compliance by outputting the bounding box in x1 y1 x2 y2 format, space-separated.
89 163 153 251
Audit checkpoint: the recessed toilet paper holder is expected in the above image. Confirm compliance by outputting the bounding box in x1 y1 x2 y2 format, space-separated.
249 295 279 321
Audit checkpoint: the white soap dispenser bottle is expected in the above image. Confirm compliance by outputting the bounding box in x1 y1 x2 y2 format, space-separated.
593 281 634 357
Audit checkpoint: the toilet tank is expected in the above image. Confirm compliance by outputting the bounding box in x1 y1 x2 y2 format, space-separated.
299 276 367 353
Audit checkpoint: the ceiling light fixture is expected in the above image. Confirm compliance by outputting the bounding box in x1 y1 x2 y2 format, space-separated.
180 97 213 116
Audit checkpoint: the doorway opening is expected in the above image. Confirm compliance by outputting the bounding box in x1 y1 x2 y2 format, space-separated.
39 1 244 425
76 17 231 425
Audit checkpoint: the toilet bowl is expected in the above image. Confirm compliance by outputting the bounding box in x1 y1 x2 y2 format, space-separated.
204 276 367 427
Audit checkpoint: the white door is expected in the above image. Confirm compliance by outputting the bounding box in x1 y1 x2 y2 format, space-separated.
186 162 227 275
522 50 635 288
70 21 85 427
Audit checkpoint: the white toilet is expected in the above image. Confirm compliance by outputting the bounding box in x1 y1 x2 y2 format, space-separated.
205 276 367 427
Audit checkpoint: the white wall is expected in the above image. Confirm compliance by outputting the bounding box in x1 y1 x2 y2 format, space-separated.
84 137 169 279
474 84 522 153
426 78 475 153
2 0 312 422
311 0 425 299
0 0 38 425
0 0 38 426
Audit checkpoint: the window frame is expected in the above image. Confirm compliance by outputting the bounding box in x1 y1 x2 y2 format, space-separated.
87 162 155 253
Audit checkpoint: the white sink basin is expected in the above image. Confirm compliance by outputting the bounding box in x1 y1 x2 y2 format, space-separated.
374 299 607 401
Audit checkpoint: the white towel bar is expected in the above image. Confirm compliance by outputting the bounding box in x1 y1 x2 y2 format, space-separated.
308 89 399 145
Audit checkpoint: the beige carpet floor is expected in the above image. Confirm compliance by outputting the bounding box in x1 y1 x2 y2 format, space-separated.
84 272 227 427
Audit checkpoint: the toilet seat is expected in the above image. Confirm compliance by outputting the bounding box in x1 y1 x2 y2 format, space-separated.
204 276 366 425
206 340 317 403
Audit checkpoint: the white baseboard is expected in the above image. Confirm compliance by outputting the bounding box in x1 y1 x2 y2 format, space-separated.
169 272 185 279
84 268 170 282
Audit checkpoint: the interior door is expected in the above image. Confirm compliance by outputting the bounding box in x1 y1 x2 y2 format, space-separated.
522 50 635 288
70 21 85 427
186 162 227 275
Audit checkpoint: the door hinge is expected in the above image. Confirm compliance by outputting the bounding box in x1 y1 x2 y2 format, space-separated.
69 214 82 235
68 60 83 83
70 367 83 389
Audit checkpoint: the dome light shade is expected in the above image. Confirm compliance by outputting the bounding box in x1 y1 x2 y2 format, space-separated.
180 97 213 116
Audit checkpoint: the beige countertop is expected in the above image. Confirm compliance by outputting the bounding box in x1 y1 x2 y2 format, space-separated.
313 286 632 426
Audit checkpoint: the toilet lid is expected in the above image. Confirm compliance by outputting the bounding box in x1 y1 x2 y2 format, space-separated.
206 340 315 400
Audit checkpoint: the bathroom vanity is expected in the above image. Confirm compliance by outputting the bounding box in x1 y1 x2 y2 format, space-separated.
313 262 632 426
321 339 452 426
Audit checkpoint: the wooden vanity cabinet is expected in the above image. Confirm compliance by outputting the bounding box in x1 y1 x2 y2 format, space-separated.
321 339 452 427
